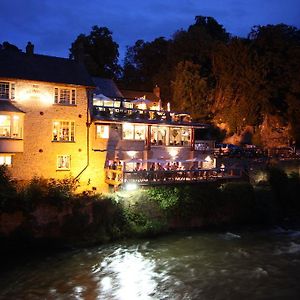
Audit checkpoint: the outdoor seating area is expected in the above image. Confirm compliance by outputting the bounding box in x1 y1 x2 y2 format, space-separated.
93 105 192 125
105 165 242 186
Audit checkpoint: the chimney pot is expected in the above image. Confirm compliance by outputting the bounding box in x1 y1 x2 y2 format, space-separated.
153 85 160 98
26 42 34 55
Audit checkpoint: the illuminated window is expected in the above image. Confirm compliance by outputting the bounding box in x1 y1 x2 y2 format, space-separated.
0 115 22 138
181 128 191 145
0 82 15 100
0 155 12 166
151 126 167 145
57 155 70 170
52 121 75 142
122 124 146 140
169 127 191 146
96 125 109 139
122 123 134 140
93 98 120 107
54 88 76 105
134 125 146 140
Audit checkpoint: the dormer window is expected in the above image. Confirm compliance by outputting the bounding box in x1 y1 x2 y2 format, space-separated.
54 88 76 105
0 82 15 100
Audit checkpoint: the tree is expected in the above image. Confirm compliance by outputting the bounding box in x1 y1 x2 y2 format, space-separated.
69 26 120 79
0 41 20 52
122 37 169 91
172 61 211 120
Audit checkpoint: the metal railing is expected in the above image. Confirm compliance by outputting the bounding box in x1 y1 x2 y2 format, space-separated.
93 106 192 124
105 168 243 185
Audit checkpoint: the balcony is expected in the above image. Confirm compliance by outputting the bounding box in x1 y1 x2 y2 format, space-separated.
105 168 243 187
92 106 200 126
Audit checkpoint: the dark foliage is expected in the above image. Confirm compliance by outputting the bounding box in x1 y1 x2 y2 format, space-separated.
120 16 300 143
69 26 121 79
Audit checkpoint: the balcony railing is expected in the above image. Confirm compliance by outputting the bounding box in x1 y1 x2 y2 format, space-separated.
93 106 192 125
105 168 243 186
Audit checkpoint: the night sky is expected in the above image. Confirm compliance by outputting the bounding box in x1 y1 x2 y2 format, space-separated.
1 0 300 62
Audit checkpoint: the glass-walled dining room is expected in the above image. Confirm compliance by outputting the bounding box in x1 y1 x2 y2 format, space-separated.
150 126 191 146
121 123 192 146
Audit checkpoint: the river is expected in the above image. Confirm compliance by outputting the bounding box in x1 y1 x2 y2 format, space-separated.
1 228 300 299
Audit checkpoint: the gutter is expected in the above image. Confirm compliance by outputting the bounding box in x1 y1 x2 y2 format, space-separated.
75 89 91 180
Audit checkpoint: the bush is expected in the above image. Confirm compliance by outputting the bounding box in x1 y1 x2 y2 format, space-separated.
0 165 18 211
121 192 167 237
18 177 78 211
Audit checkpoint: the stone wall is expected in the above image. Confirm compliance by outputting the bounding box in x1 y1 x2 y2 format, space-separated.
4 79 107 192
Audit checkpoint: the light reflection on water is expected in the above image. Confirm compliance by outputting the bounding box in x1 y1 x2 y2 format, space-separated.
1 229 300 299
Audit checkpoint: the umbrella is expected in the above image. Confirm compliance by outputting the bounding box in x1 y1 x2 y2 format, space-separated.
93 93 112 101
131 97 152 105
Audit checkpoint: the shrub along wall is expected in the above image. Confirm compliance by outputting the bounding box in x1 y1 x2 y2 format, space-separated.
0 165 300 252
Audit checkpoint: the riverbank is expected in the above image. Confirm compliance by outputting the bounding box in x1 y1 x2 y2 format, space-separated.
0 165 300 256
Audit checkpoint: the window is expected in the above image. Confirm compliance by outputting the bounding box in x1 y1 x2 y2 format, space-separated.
134 125 146 140
54 88 76 105
52 121 75 142
151 126 167 145
122 124 146 140
0 115 11 137
57 155 70 170
169 127 191 146
0 155 12 166
96 125 109 139
122 123 134 140
0 114 22 138
0 82 15 100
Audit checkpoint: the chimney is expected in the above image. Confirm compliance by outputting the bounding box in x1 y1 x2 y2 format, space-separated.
26 42 34 55
153 85 160 98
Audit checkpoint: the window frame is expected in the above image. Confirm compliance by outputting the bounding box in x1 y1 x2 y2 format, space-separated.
122 123 146 141
52 120 75 142
0 114 23 139
54 87 76 105
56 155 71 171
0 155 12 166
0 81 15 100
96 124 109 139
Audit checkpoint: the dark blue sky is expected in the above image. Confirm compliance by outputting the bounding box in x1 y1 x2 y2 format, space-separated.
1 0 299 63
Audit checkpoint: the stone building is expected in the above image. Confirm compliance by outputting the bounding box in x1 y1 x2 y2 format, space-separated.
0 44 109 191
1 44 220 192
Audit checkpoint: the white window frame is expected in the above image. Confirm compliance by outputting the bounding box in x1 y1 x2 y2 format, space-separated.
57 155 71 170
0 81 15 100
0 114 23 139
0 155 12 166
96 125 109 139
122 124 146 140
54 87 76 105
52 120 75 142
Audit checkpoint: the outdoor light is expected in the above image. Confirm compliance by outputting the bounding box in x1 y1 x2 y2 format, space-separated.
127 151 137 158
205 155 212 162
168 148 178 159
125 183 138 191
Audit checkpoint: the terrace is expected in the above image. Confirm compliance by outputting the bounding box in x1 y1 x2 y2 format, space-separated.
105 167 243 187
92 97 206 127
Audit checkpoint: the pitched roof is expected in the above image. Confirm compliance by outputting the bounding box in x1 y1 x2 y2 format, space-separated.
0 100 24 113
120 89 160 102
92 77 123 98
0 49 95 87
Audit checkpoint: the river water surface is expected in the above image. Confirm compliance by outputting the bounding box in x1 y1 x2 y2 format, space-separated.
1 228 300 299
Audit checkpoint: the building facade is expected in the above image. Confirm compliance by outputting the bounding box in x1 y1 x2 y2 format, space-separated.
0 45 222 193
